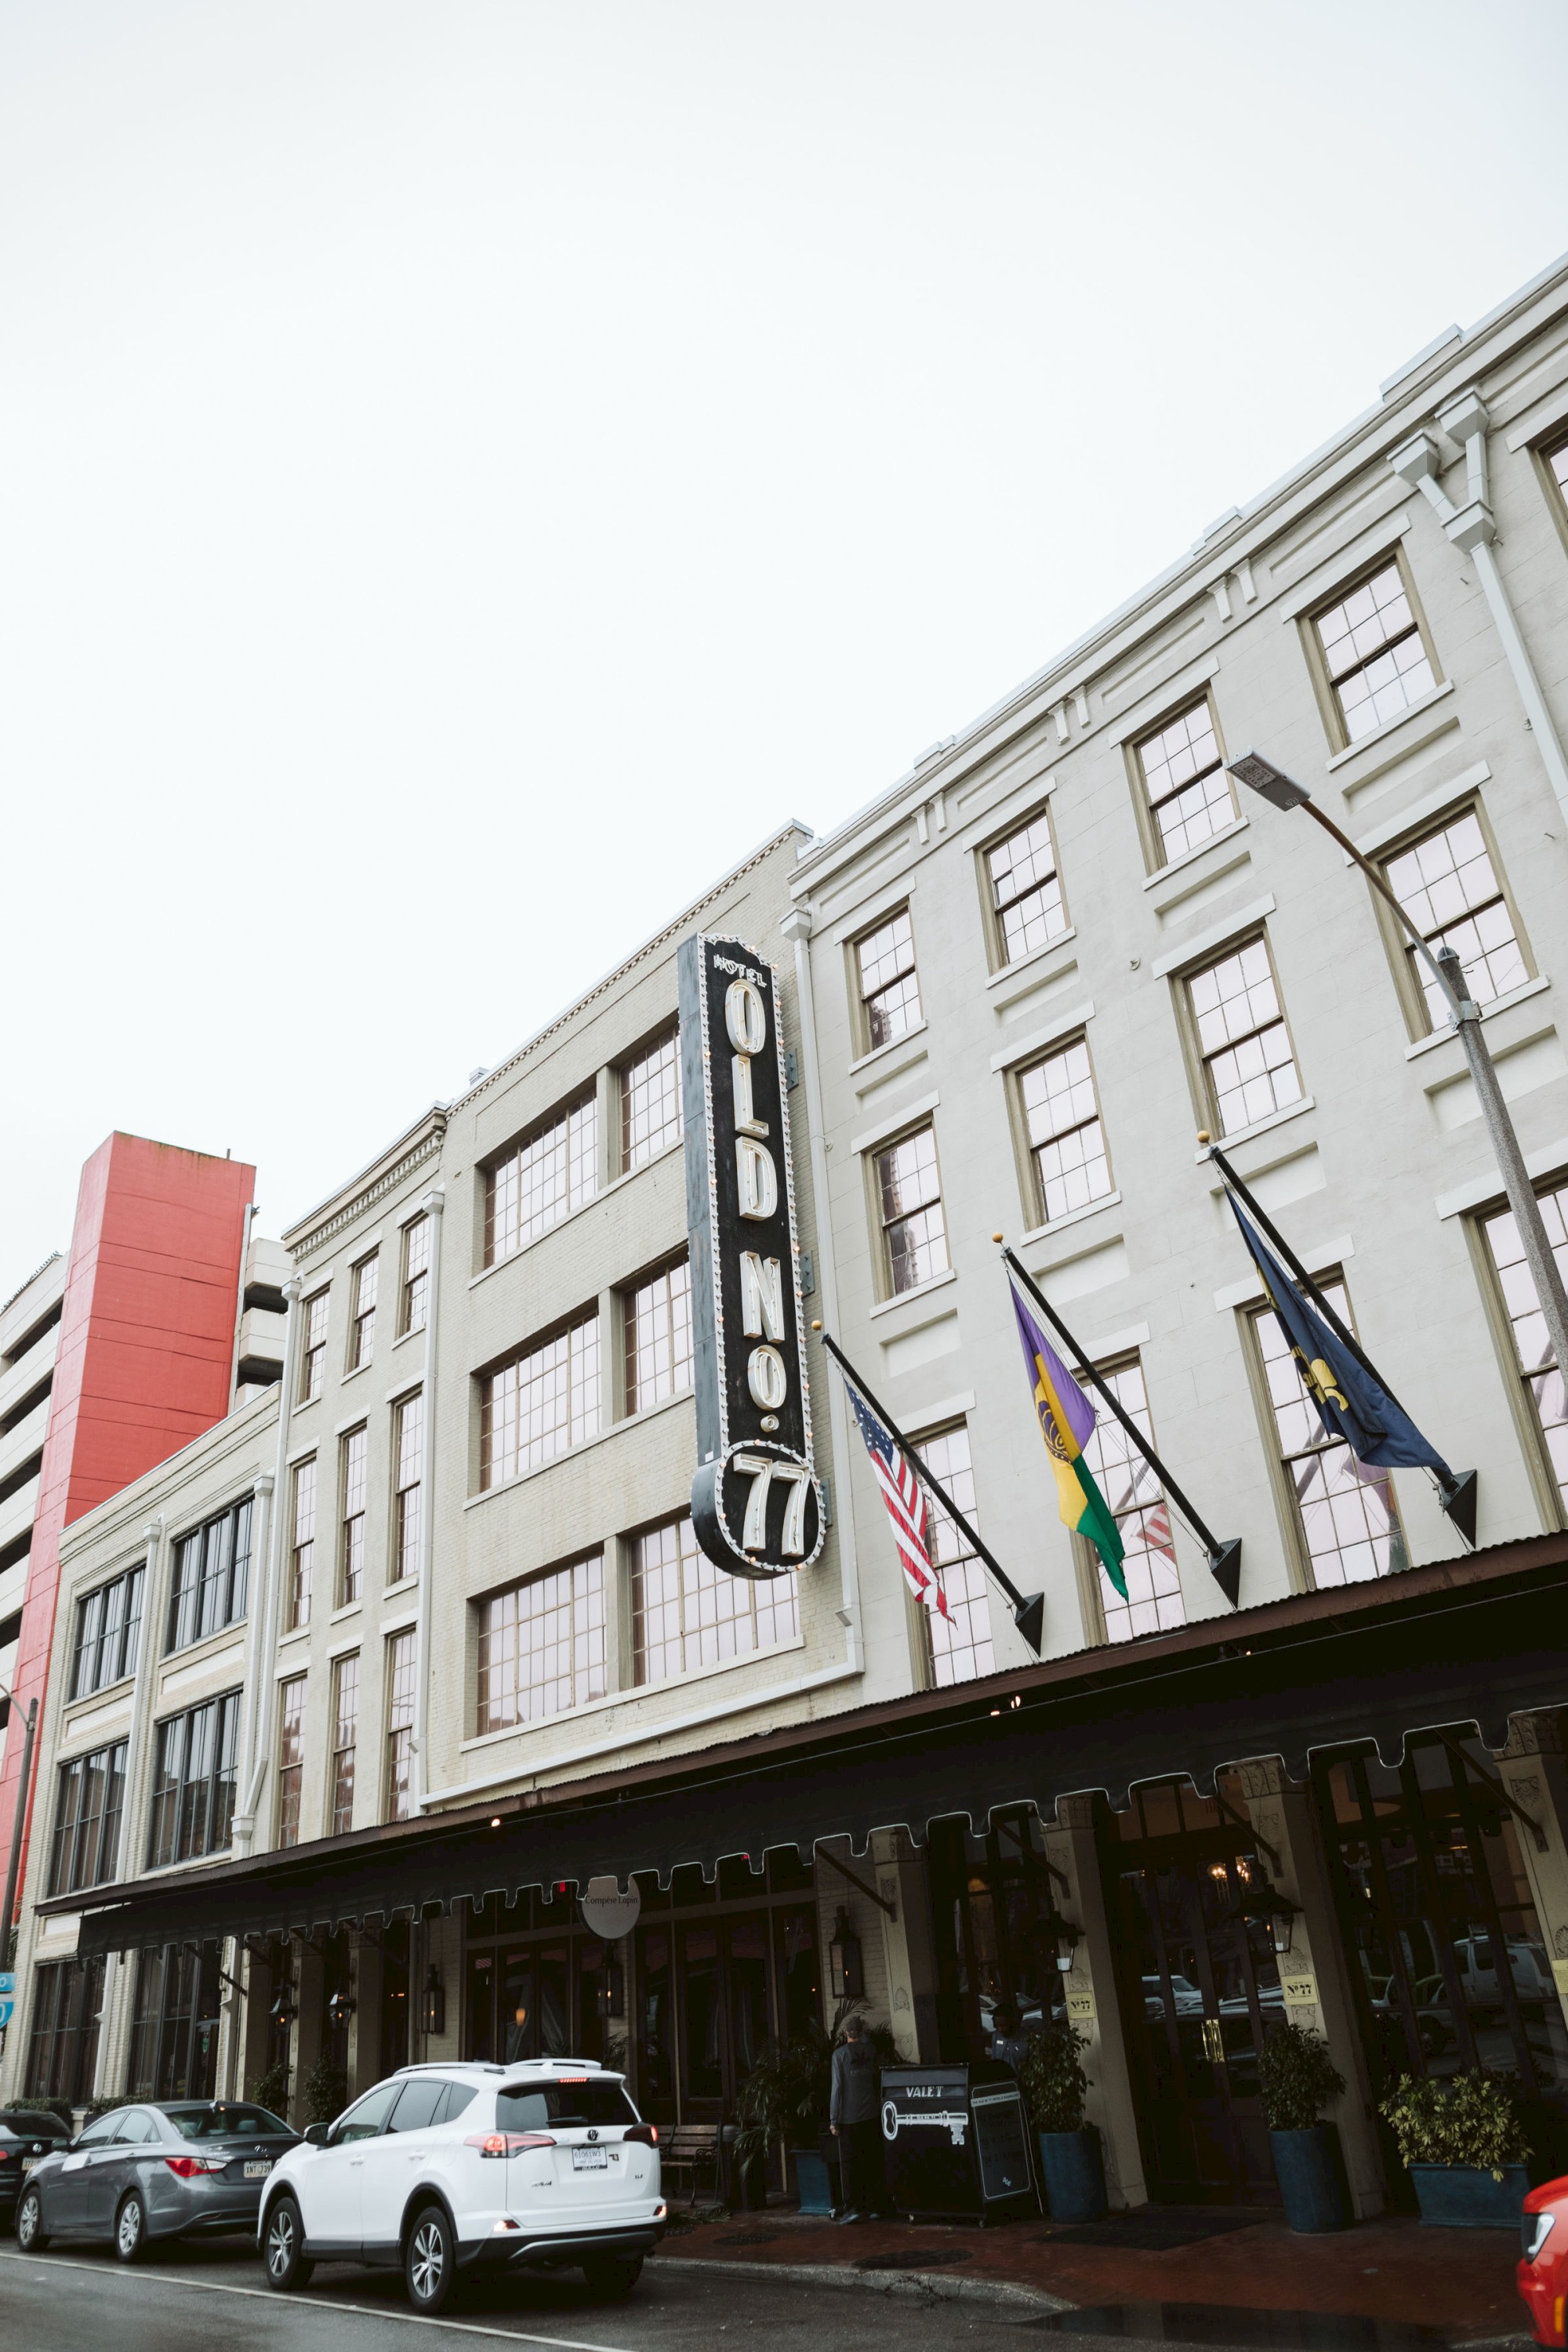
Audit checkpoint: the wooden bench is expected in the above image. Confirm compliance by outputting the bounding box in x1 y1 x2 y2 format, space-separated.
659 2122 724 2205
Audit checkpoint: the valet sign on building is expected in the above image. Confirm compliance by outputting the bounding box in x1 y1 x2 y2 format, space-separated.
679 934 825 1578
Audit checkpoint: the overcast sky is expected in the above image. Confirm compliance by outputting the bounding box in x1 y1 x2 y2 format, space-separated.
5 2 1567 1296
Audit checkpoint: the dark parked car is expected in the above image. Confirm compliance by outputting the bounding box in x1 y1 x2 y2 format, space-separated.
16 2100 299 2262
0 2109 74 2230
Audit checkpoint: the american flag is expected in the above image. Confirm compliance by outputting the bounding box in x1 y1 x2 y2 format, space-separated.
845 1385 949 1620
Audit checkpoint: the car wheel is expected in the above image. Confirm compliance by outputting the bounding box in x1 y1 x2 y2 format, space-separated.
114 2190 152 2265
405 2204 455 2314
262 2195 314 2291
580 2254 643 2299
16 2187 49 2252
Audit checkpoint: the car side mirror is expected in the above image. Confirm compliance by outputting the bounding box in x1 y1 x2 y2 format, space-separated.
303 2122 332 2147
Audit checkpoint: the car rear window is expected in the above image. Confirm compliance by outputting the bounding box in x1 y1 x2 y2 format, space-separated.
496 2081 639 2131
165 2104 290 2139
0 2112 71 2137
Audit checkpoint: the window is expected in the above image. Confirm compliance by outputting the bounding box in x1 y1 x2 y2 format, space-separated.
1383 808 1528 1032
1250 1277 1407 1588
340 1425 367 1603
393 1393 423 1579
289 1457 315 1628
48 1740 127 1895
481 1316 600 1487
917 1425 994 1688
630 1514 798 1685
70 1564 143 1700
1187 935 1301 1137
486 1094 598 1264
986 811 1068 964
624 1258 692 1412
873 1123 948 1295
1541 430 1568 541
1312 557 1436 745
277 1676 306 1849
1079 1360 1185 1643
148 1691 241 1867
166 1497 252 1655
621 1033 681 1171
125 1944 222 2102
1135 697 1236 865
330 1653 358 1836
1481 1181 1568 1512
299 1290 329 1403
1019 1038 1112 1225
398 1215 431 1338
386 1628 416 1820
24 1956 106 2104
854 909 921 1050
348 1254 378 1370
477 1553 607 1732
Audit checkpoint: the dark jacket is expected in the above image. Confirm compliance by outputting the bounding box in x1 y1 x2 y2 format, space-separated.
830 2036 880 2128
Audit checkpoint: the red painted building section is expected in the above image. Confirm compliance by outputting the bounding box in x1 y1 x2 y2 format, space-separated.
0 1134 255 1929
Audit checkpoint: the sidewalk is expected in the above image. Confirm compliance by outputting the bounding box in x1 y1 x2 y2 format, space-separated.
651 2205 1527 2339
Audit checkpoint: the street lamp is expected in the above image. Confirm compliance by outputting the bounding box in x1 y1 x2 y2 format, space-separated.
1227 750 1568 1404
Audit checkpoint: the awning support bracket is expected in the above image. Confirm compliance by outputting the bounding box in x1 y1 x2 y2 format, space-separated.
1436 1729 1548 1850
815 1846 897 1918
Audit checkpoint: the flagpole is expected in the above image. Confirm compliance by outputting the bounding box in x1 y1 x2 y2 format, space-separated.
999 1244 1242 1607
812 1324 1044 1655
1207 1144 1477 1547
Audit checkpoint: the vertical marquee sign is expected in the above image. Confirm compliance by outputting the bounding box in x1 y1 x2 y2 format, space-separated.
680 933 825 1578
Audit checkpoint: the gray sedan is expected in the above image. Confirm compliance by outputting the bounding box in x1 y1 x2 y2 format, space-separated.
16 2100 299 2262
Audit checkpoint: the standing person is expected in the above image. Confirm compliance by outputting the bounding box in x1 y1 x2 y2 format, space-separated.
829 2014 884 2221
989 1998 1031 2078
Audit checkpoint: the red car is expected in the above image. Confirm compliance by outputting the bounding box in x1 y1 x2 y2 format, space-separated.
1519 2175 1568 2347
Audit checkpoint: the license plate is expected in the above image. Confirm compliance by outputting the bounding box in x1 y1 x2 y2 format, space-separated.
243 2161 272 2179
571 2147 608 2170
21 2158 42 2174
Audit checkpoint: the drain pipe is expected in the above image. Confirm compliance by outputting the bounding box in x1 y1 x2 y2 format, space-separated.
410 1189 445 1810
1392 394 1568 828
234 1275 301 1856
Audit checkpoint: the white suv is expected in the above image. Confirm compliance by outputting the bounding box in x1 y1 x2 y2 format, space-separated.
258 2058 664 2314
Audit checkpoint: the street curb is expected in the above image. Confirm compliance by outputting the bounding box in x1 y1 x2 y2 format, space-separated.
652 2251 1070 2311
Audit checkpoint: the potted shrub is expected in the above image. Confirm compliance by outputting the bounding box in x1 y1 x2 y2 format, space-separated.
1379 2071 1532 2227
1258 2023 1349 2233
1019 2022 1105 2221
735 2026 835 2214
301 2060 349 2128
249 2061 292 2122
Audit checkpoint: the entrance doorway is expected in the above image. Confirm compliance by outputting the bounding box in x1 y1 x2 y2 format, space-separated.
1103 1779 1284 2204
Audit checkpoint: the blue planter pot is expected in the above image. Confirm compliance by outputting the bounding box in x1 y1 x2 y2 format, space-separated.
792 2147 834 2216
1269 2125 1349 2234
1409 2164 1530 2229
1038 2128 1106 2222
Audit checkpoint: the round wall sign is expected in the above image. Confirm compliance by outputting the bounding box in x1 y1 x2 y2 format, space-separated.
580 1878 641 1940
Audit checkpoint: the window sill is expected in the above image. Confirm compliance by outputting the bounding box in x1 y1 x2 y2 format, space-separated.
1324 678 1455 771
339 1359 373 1387
869 1265 957 1319
330 1599 363 1624
1142 815 1249 890
276 1622 311 1650
463 1384 693 1508
62 1671 136 1721
1403 972 1551 1058
985 928 1078 990
1018 1192 1123 1248
456 1631 809 1755
848 1021 929 1079
391 1322 426 1351
1193 1094 1316 1161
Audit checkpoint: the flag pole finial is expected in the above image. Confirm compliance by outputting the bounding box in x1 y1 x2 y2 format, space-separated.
992 1231 1004 1243
810 1319 822 1330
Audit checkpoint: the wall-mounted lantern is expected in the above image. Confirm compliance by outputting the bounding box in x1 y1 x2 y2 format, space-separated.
1228 1871 1301 1956
1038 1900 1082 1974
269 1984 296 2027
421 1965 446 2036
326 1987 357 2031
828 1909 864 2002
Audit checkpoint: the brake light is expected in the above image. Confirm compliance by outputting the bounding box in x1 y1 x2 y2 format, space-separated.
557 2075 588 2084
464 2132 557 2158
164 2154 225 2178
623 2124 658 2146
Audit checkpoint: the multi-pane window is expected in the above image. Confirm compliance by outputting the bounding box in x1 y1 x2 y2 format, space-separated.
1252 1277 1406 1588
621 1031 682 1174
399 1215 432 1338
481 1316 600 1487
348 1254 378 1371
1019 1039 1112 1225
1546 433 1568 511
486 1095 598 1265
1136 697 1236 865
855 909 921 1050
1313 558 1436 744
1384 809 1527 1031
918 1425 994 1689
1080 1361 1185 1643
70 1564 143 1700
631 1515 798 1686
166 1497 252 1654
48 1740 127 1896
24 1955 106 2104
624 1258 693 1412
986 811 1067 964
1482 1181 1568 1512
299 1289 329 1403
874 1123 948 1295
330 1653 358 1836
289 1458 315 1628
1188 936 1301 1137
340 1425 367 1603
386 1628 416 1821
394 1393 423 1580
148 1690 241 1867
277 1676 307 1849
477 1554 607 1732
